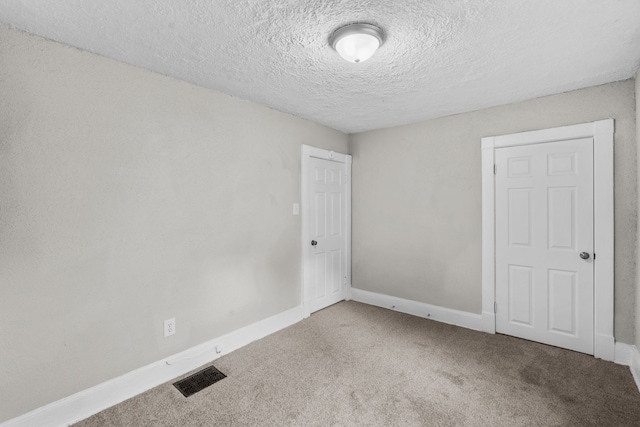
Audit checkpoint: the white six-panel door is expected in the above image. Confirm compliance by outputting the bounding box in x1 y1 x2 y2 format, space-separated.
303 148 350 315
495 138 594 354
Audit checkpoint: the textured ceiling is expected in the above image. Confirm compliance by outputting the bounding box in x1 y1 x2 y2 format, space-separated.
1 0 640 133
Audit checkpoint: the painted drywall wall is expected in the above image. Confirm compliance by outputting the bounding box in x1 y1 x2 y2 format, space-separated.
351 80 637 343
636 71 640 351
0 25 348 422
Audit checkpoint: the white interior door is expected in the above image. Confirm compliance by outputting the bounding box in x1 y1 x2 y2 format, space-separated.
302 147 351 315
495 138 594 354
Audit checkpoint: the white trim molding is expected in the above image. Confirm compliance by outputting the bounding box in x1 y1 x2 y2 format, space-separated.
631 347 640 392
614 342 635 366
351 288 484 331
301 145 352 318
1 305 304 427
481 119 615 360
614 342 640 393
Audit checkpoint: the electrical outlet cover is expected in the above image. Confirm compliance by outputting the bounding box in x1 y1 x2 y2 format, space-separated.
164 318 176 337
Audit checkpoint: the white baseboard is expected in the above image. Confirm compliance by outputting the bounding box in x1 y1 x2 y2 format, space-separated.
613 342 640 394
630 346 640 393
481 311 496 334
595 333 616 361
614 342 634 365
351 288 483 331
1 305 304 427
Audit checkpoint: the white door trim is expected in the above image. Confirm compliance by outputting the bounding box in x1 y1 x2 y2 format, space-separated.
481 119 614 361
301 145 352 318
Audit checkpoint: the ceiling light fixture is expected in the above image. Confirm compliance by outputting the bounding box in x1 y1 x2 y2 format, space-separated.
329 23 384 63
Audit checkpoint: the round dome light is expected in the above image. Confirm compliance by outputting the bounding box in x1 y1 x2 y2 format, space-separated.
330 23 384 63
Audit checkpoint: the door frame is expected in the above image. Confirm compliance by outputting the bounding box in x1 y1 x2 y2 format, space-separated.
301 145 352 318
481 119 614 360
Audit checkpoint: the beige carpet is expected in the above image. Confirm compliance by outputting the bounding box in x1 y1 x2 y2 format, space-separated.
75 301 640 426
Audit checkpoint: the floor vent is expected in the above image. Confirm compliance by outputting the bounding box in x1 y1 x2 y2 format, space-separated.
173 366 226 397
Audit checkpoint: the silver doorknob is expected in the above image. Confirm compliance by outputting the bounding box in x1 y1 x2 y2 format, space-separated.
311 240 317 246
579 252 590 260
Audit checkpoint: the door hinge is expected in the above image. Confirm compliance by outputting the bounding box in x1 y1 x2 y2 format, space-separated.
494 302 497 314
593 253 596 260
493 165 497 175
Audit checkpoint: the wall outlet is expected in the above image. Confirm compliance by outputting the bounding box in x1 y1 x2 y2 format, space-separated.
164 318 176 337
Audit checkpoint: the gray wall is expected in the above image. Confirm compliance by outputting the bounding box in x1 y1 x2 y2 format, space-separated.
351 80 637 343
0 26 348 422
636 70 640 350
